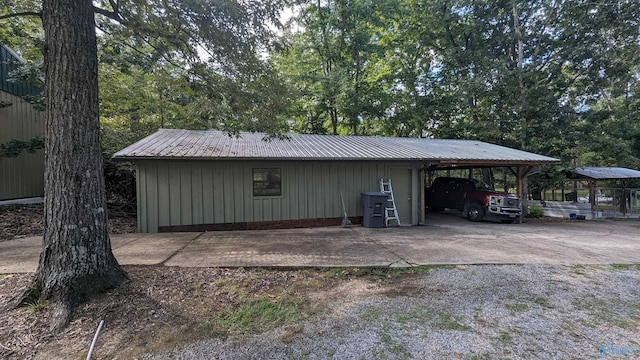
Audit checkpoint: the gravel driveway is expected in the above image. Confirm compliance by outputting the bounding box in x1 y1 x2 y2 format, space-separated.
149 264 640 359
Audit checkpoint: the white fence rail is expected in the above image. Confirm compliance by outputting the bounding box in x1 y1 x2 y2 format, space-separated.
534 187 640 219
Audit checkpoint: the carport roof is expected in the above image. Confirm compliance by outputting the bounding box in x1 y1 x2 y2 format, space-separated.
113 129 560 164
566 167 640 180
389 138 557 166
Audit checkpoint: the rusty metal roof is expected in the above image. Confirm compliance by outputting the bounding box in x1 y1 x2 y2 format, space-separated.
570 167 640 180
113 129 559 164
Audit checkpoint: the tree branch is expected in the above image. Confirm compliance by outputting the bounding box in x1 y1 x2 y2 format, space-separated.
92 6 122 23
94 23 211 87
108 0 119 14
0 11 41 20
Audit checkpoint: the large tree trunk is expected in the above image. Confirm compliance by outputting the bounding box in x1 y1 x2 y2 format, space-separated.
15 0 128 332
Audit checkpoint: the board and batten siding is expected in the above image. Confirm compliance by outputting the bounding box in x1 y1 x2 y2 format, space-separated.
0 90 45 200
136 160 421 232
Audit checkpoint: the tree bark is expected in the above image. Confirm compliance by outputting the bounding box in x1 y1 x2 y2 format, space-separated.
13 0 128 332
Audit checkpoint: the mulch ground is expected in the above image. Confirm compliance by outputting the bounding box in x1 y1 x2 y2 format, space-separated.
0 203 347 359
0 266 340 359
0 204 137 242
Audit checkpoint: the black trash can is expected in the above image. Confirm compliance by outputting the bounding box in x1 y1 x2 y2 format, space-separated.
361 192 388 228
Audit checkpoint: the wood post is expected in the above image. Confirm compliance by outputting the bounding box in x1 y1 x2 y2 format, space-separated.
420 166 426 225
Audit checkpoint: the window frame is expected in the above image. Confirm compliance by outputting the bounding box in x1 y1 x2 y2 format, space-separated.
252 168 282 197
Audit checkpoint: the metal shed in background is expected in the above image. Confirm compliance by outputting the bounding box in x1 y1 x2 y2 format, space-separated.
0 44 45 201
530 166 640 219
566 167 640 218
114 129 559 233
566 167 640 181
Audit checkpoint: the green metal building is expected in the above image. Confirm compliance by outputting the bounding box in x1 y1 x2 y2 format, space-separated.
114 129 559 233
0 44 45 200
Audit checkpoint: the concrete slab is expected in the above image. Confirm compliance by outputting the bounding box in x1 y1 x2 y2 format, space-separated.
0 232 200 273
164 227 402 268
0 236 41 273
391 213 640 264
0 197 44 206
1 213 638 274
112 232 200 265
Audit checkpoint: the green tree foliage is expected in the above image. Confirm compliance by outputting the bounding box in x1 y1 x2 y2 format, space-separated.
4 0 638 167
3 0 292 156
275 0 398 135
273 0 639 168
0 0 43 61
93 0 291 139
0 137 44 157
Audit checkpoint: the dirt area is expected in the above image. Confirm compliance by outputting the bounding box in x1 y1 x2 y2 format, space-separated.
0 266 361 359
0 204 354 358
0 204 137 242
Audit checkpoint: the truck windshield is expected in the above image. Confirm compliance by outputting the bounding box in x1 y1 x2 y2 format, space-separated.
472 179 495 191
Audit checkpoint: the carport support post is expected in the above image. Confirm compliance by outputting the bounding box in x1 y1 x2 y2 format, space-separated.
515 166 534 223
420 166 426 225
516 167 524 223
588 180 595 218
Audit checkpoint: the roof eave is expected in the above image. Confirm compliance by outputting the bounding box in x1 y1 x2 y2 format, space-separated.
433 159 560 166
111 156 431 162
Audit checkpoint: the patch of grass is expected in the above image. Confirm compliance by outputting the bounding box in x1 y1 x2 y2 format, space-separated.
215 278 248 298
572 297 637 329
394 304 432 324
436 312 471 331
26 298 48 312
380 330 393 344
372 349 388 360
531 296 553 309
570 265 588 275
192 281 205 296
498 330 512 344
248 267 269 274
527 205 545 218
573 298 608 312
609 264 639 271
573 298 610 327
374 328 411 360
360 304 384 323
612 318 638 329
466 355 491 360
324 267 371 277
387 343 408 357
0 275 7 281
505 303 529 312
201 294 310 338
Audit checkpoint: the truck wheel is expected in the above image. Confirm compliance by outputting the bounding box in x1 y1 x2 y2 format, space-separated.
467 203 485 222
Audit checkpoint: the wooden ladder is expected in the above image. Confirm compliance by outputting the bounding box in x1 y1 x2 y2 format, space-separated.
380 178 401 226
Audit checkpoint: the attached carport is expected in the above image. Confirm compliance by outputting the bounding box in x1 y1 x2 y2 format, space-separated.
391 139 560 222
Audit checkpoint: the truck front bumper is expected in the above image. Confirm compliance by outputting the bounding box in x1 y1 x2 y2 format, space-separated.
487 206 521 220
